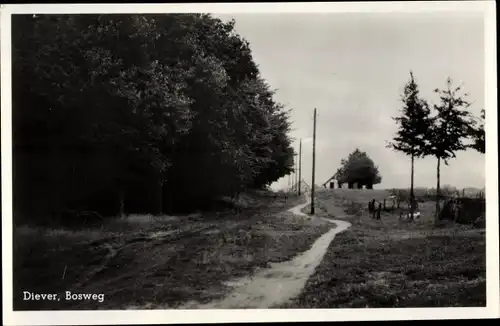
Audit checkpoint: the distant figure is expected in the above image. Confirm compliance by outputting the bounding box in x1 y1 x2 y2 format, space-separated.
368 199 376 213
368 199 381 219
375 202 382 220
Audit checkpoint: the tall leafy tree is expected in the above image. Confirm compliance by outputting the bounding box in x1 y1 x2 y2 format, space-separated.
12 13 296 220
387 71 433 219
335 149 382 188
425 78 475 223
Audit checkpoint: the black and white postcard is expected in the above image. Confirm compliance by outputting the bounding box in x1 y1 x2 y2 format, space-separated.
1 2 498 325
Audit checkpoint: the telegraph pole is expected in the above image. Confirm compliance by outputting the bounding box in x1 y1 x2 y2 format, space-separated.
298 139 302 196
294 154 298 193
310 108 317 215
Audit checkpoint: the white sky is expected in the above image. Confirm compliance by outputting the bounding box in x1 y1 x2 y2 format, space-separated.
214 12 486 190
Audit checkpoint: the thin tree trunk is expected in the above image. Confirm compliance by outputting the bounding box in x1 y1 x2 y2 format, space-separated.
119 189 125 218
52 144 63 224
158 179 163 215
435 156 441 224
168 189 173 215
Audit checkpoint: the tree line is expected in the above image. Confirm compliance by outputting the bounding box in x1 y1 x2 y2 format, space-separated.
387 71 485 222
12 14 295 222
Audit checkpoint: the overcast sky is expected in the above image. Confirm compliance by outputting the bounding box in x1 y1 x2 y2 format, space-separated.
214 12 486 191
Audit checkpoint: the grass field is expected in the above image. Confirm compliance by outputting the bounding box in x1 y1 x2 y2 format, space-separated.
13 187 486 310
13 190 332 310
282 188 486 308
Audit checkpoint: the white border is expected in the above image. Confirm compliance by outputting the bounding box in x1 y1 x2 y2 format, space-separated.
2 2 498 325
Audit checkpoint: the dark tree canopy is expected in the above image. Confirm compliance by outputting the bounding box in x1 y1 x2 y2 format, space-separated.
12 14 295 221
335 149 382 187
468 108 485 154
423 78 476 221
386 72 480 223
387 71 433 158
387 71 433 213
424 78 475 164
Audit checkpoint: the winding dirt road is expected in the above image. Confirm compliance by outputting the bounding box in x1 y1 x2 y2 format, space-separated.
180 194 352 309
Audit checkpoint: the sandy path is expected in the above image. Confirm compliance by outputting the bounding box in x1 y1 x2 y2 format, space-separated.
180 194 351 309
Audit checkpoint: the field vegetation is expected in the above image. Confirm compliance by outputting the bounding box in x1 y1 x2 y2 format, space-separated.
283 188 486 308
14 191 334 310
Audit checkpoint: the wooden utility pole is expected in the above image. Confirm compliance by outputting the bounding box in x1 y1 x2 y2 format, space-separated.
294 154 298 192
298 138 302 195
310 108 317 215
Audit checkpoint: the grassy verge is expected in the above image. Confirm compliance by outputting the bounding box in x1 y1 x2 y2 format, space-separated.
282 189 486 308
13 190 333 310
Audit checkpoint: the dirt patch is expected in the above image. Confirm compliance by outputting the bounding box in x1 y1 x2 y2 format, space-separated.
174 197 351 309
13 192 333 310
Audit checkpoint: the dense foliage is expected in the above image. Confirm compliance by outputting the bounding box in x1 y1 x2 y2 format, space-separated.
334 149 382 189
425 78 477 219
12 14 295 221
468 108 485 154
387 71 433 216
388 72 482 222
426 79 475 166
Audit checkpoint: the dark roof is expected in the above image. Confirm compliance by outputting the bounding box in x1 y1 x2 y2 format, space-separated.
322 175 337 186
